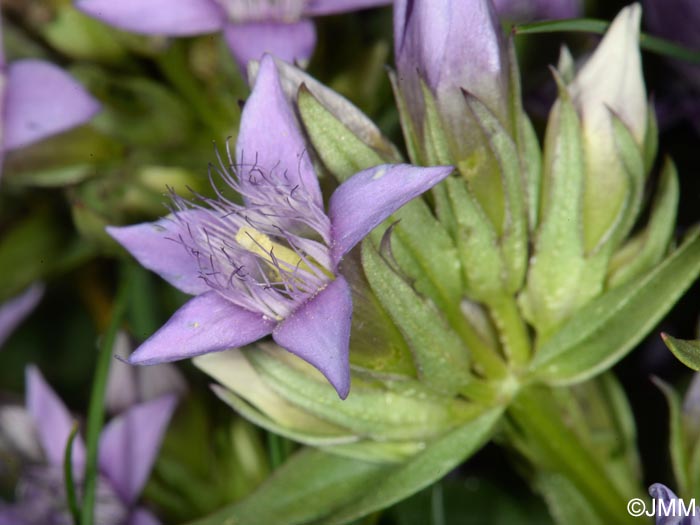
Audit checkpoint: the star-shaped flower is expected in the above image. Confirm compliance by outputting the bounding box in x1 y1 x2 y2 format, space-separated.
75 0 391 72
107 55 453 398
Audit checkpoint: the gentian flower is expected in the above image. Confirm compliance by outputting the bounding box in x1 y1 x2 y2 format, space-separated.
75 0 392 72
648 484 700 525
394 0 511 161
0 17 101 176
105 331 187 415
0 367 177 525
107 55 453 399
0 284 44 349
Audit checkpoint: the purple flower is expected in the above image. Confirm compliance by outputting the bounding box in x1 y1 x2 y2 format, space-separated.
492 0 581 22
0 17 101 173
106 55 453 399
649 484 700 525
0 367 177 525
75 0 391 72
394 0 511 156
0 284 44 349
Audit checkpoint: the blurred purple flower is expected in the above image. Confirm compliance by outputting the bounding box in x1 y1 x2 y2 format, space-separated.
649 483 700 525
105 331 187 415
0 17 101 171
0 284 44 349
107 55 453 399
75 0 391 72
0 367 177 525
492 0 581 22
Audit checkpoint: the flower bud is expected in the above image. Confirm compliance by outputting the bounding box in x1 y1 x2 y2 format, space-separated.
569 4 647 251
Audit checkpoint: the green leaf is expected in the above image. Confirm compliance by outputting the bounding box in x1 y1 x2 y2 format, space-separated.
643 105 659 175
464 92 527 294
518 89 587 335
530 229 700 385
534 473 604 525
513 18 700 64
419 79 452 166
247 344 475 441
297 85 388 182
362 241 472 395
321 407 504 525
185 448 390 525
388 69 423 165
661 334 700 371
608 157 678 288
651 377 689 496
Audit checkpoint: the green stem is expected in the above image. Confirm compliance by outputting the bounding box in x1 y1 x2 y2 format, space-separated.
489 295 531 369
156 44 231 138
80 265 133 525
64 422 81 525
508 386 637 525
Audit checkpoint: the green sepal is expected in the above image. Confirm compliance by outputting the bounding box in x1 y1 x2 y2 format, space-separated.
320 407 504 525
247 344 475 440
652 377 689 496
530 228 700 385
661 334 700 371
362 241 472 395
642 104 659 175
446 177 504 300
297 84 389 182
419 79 452 166
388 69 423 165
607 157 679 287
465 91 527 293
507 36 543 232
185 447 390 525
604 112 646 251
556 46 576 84
518 84 587 335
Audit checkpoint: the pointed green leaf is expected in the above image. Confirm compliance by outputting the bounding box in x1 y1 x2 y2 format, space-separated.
321 407 504 525
297 85 388 182
464 92 527 293
643 105 659 175
247 344 475 440
662 334 700 371
652 377 689 496
388 69 423 166
608 157 678 287
518 91 587 334
419 80 452 166
530 229 700 385
361 241 472 394
185 448 390 525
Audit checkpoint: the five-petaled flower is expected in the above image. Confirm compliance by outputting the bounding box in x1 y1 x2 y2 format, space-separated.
107 55 453 399
0 367 177 525
75 0 392 73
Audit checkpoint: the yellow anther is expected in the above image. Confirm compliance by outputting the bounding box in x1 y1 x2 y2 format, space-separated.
235 225 304 271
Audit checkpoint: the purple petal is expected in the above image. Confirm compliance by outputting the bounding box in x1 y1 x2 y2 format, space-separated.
25 366 85 471
106 215 210 296
130 508 161 525
328 164 453 266
75 0 225 36
129 291 275 365
304 0 392 16
3 60 101 151
235 54 322 207
0 283 44 349
273 276 352 399
106 332 187 415
224 20 316 72
99 395 177 505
